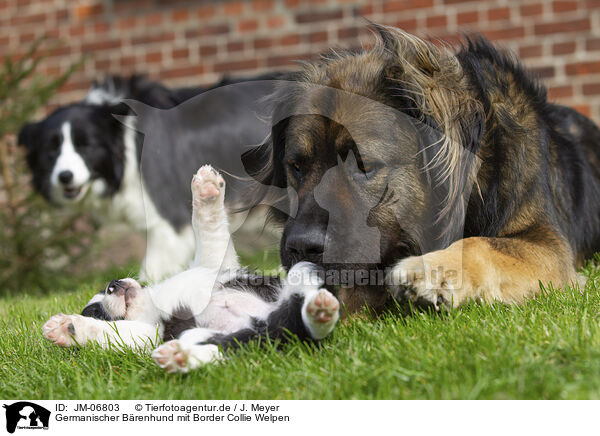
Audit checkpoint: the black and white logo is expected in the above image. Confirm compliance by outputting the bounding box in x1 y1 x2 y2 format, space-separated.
3 402 50 433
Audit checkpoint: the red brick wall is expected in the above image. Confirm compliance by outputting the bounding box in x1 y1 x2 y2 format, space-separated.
3 0 600 121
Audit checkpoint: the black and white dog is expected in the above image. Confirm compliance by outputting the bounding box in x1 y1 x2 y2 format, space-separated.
42 165 339 372
18 74 279 282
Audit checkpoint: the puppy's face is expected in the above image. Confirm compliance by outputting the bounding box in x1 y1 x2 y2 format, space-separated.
81 278 146 321
18 103 127 205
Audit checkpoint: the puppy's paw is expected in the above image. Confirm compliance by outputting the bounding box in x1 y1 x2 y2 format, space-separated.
302 288 340 340
191 165 225 205
152 340 222 373
42 314 88 347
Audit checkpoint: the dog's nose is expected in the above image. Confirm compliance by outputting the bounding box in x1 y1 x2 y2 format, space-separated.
285 229 325 262
58 170 73 185
106 279 125 295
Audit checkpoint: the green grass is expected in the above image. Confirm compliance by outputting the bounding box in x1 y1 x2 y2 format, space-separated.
2 251 600 399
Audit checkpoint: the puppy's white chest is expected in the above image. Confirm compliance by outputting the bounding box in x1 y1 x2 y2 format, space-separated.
197 289 273 334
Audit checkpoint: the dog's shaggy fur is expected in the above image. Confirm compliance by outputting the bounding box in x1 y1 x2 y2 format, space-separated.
243 25 600 313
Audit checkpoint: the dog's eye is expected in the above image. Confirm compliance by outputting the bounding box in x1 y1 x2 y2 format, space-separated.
287 160 302 180
357 159 383 179
49 135 61 153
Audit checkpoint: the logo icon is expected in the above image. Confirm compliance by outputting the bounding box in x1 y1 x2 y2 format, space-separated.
3 402 50 433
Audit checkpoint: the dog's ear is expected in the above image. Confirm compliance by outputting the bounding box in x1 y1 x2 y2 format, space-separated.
241 118 289 189
17 121 41 151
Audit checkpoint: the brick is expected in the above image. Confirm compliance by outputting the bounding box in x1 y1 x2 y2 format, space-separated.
117 17 137 31
529 66 555 79
131 32 175 45
252 0 274 11
227 41 245 52
308 31 328 43
74 4 103 19
213 59 259 73
443 0 480 4
357 4 374 15
267 15 286 29
280 34 301 46
553 41 576 55
426 15 447 28
285 0 300 7
520 3 543 16
548 85 573 99
11 13 46 25
296 9 344 23
199 45 218 56
394 18 418 32
519 44 542 58
383 0 434 12
224 2 244 15
482 26 525 40
338 26 360 39
572 104 591 117
566 61 600 75
267 53 311 67
19 33 36 44
553 1 578 12
197 5 215 19
171 9 190 22
146 51 162 63
586 38 600 51
186 25 230 38
69 26 86 37
172 48 189 59
60 80 90 93
114 0 152 13
487 7 510 21
161 65 205 80
582 83 600 95
254 38 273 49
95 23 109 34
145 13 162 26
238 19 259 32
534 18 590 35
81 39 121 52
457 11 478 25
56 8 69 21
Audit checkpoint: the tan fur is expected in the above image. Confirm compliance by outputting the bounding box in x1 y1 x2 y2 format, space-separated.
389 233 583 308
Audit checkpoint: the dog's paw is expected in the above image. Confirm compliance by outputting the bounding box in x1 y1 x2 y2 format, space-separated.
388 254 463 311
42 314 88 347
302 288 340 340
151 340 222 373
191 165 225 205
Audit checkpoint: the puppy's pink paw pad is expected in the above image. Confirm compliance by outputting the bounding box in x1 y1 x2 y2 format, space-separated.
152 340 190 373
42 314 77 347
191 165 225 201
306 289 339 324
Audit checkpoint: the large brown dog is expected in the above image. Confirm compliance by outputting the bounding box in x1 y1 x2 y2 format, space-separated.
243 25 600 314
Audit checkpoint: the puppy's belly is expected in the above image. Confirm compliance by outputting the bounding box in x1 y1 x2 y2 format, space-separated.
197 289 274 334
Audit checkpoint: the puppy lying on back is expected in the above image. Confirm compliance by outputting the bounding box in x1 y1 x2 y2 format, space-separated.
42 166 339 373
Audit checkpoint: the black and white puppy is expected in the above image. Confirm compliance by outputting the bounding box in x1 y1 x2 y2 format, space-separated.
42 165 339 373
18 75 278 282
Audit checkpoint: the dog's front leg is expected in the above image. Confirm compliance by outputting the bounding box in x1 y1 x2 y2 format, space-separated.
388 228 582 309
42 314 159 350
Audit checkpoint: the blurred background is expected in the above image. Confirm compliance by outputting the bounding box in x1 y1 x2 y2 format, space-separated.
3 0 600 120
2 0 600 293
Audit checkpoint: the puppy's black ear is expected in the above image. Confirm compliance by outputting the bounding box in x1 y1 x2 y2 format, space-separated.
17 122 41 150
